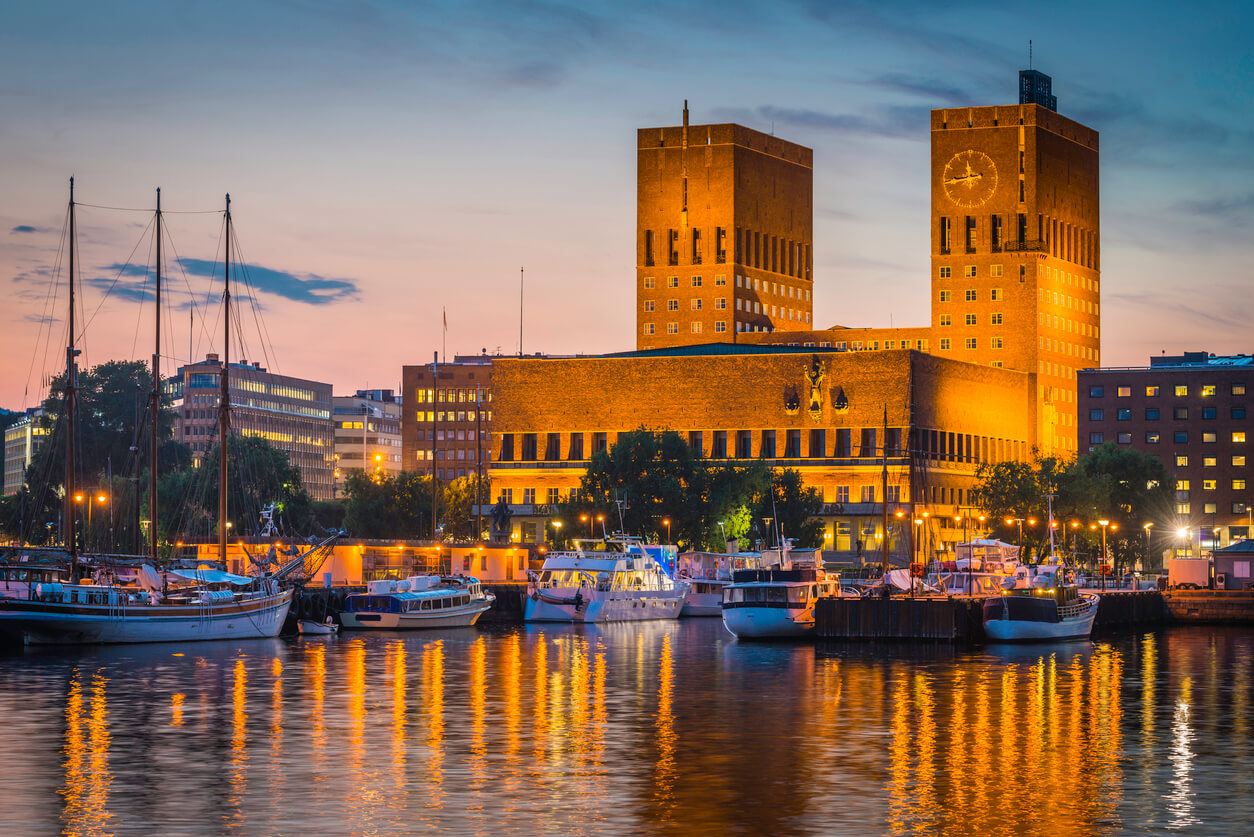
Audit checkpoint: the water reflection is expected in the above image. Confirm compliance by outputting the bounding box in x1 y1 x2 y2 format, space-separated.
1 625 1252 834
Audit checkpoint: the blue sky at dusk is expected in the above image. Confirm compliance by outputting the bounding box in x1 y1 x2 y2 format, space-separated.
1 0 1251 407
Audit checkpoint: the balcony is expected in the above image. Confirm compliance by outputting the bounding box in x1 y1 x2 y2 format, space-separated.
1003 239 1047 252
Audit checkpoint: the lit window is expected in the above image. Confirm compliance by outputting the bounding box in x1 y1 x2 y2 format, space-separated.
1176 455 1189 467
965 266 977 278
1235 480 1247 491
1145 431 1160 444
1176 503 1191 514
965 289 977 301
1236 432 1248 443
1233 383 1247 396
1204 479 1217 491
1174 407 1189 420
1177 479 1191 490
1204 457 1217 467
1146 385 1160 396
1235 455 1247 467
1117 387 1131 397
691 322 702 334
1202 384 1216 396
1203 432 1217 443
940 338 952 350
939 266 951 278
1175 385 1188 396
1204 503 1217 514
991 265 1003 278
991 288 1002 300
691 298 703 310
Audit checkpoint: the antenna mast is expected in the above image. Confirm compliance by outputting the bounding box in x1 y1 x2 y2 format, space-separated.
518 267 524 357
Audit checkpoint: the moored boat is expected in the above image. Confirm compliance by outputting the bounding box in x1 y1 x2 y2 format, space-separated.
525 536 688 623
721 543 845 639
676 551 762 616
340 575 495 629
982 563 1098 642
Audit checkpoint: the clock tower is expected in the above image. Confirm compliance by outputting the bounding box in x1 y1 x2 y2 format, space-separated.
930 71 1099 456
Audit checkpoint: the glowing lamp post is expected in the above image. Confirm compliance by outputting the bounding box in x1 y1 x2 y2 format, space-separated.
662 517 671 545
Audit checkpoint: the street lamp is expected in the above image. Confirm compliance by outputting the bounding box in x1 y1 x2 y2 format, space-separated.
1098 519 1110 591
580 513 590 538
1143 522 1154 574
552 519 562 547
597 513 605 537
662 517 671 545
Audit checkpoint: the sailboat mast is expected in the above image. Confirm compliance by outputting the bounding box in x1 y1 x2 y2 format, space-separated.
65 177 79 559
218 194 231 564
150 188 162 562
881 404 889 576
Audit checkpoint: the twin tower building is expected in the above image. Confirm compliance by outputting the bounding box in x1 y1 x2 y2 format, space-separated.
488 70 1099 557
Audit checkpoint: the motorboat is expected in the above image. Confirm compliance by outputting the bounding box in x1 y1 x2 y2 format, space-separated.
982 562 1099 642
721 542 845 639
340 575 495 629
525 536 689 623
676 550 762 616
298 617 339 635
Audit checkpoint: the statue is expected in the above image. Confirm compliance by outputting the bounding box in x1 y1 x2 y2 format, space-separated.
490 497 513 541
805 356 825 422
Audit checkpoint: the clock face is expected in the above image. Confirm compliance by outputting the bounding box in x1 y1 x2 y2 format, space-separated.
942 150 998 208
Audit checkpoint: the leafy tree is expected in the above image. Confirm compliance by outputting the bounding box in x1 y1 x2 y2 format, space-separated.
342 470 434 539
753 467 824 549
442 475 490 541
1079 443 1173 572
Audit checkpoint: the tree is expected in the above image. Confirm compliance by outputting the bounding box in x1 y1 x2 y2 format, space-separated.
342 470 434 539
442 475 490 541
1079 443 1173 572
754 467 825 549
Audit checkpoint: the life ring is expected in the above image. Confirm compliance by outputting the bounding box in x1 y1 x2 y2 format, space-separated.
705 568 716 580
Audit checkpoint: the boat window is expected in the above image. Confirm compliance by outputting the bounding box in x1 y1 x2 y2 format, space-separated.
421 600 432 610
789 587 808 603
766 587 787 603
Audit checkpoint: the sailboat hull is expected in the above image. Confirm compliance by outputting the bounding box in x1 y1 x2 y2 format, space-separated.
0 590 293 645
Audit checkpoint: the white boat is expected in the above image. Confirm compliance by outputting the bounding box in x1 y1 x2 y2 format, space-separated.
721 543 845 639
0 567 293 645
525 536 688 623
676 551 762 616
339 575 495 629
298 617 339 635
982 563 1099 642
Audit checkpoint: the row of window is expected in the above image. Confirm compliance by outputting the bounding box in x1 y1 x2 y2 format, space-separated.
1090 407 1247 421
414 388 490 404
1175 503 1250 515
1177 478 1247 491
1089 383 1247 398
1090 431 1248 445
417 411 492 423
939 288 1003 301
642 322 730 336
939 313 1004 326
1175 455 1246 467
938 337 1003 350
938 215 1096 269
416 429 486 442
496 487 562 505
416 448 484 461
642 274 729 289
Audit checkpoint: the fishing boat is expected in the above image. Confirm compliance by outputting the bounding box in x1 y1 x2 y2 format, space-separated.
0 186 293 644
981 496 1098 642
340 575 495 629
720 542 844 639
677 550 762 616
525 536 688 623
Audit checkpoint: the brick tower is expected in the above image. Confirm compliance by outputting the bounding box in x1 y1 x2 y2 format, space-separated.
636 103 814 349
930 70 1099 455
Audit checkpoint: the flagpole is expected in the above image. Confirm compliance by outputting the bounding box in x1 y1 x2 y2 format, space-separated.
442 307 447 363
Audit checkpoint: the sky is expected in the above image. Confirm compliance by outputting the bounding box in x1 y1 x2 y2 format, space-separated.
2 0 1251 409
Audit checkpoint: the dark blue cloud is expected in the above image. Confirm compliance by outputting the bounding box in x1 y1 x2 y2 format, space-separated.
11 225 38 234
176 258 359 305
1175 193 1254 222
710 104 925 141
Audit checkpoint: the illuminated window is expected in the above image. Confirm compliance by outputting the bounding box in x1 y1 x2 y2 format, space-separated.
1235 455 1247 467
965 289 977 301
1203 432 1217 443
1236 432 1248 443
1146 431 1160 444
1204 480 1217 491
715 298 727 309
1234 383 1247 396
1202 384 1216 396
940 338 952 350
1117 387 1131 397
939 290 952 302
965 266 976 278
991 265 1003 278
1146 385 1159 396
691 322 702 334
691 298 703 310
1176 503 1191 514
1175 384 1188 396
1174 407 1189 420
991 288 1002 300
1235 480 1247 491
939 266 951 278
991 313 1003 325
1204 503 1217 514
1176 455 1189 467
939 314 952 326
1204 457 1217 467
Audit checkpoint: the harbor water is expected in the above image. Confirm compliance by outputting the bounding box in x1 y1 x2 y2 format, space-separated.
0 621 1251 836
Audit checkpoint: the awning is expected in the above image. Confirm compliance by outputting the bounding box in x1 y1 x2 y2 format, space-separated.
167 568 259 586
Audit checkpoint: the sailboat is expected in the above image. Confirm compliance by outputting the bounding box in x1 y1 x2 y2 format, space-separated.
0 186 294 644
